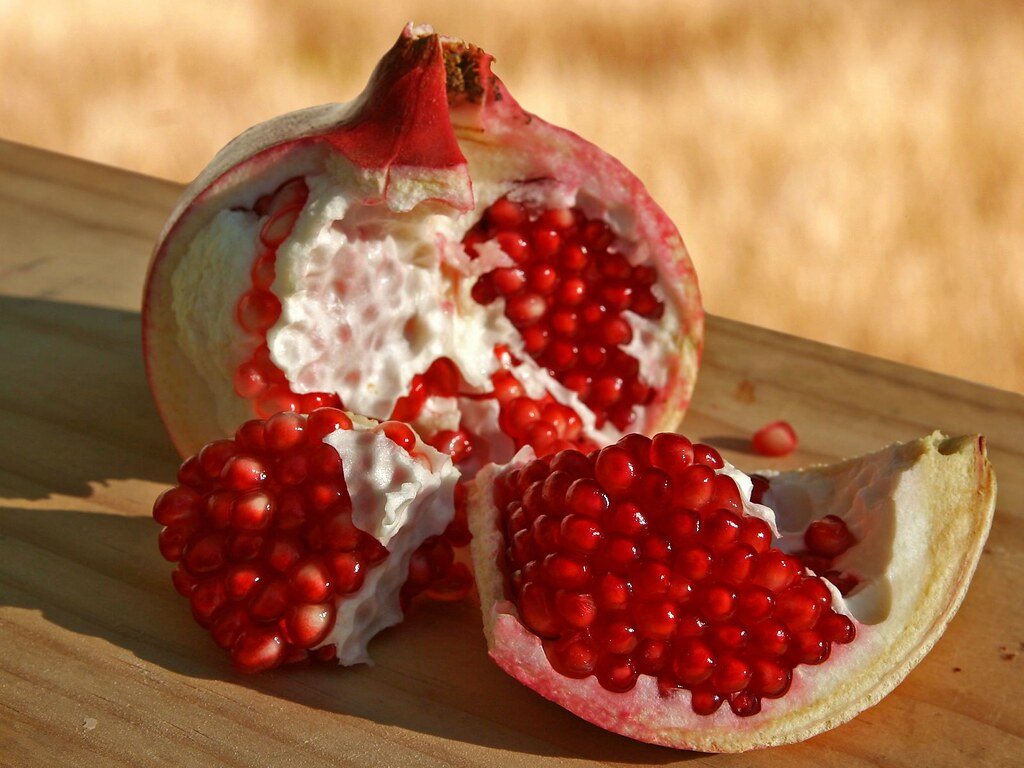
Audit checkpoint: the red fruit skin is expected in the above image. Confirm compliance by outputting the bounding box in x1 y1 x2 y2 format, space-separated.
466 433 996 752
142 24 703 459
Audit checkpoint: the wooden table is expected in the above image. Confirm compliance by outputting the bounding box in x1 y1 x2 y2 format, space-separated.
1 139 1021 766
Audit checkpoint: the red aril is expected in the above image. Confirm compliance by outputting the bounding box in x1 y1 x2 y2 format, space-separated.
465 431 995 751
751 420 798 457
152 409 467 672
142 24 703 474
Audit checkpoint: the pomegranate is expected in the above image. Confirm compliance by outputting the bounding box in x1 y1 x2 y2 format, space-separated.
141 24 703 471
465 431 995 751
153 408 469 673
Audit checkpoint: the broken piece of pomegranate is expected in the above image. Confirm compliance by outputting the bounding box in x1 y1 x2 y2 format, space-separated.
153 408 465 672
141 24 703 470
465 431 995 751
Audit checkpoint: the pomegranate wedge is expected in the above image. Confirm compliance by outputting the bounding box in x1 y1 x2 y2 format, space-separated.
465 431 996 751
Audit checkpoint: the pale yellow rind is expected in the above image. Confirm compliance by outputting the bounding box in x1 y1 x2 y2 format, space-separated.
467 432 996 752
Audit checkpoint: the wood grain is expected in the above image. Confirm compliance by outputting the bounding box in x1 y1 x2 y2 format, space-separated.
0 140 1021 767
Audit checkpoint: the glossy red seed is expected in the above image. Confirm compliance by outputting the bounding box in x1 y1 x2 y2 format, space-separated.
236 289 282 334
595 655 639 693
634 600 678 640
231 490 274 531
607 501 647 536
189 578 227 626
736 585 776 624
750 658 792 698
675 545 714 581
818 611 857 644
232 627 285 674
182 533 226 575
285 602 336 649
699 584 737 622
738 516 772 553
378 420 416 452
544 633 597 678
596 618 638 654
264 411 306 451
593 446 637 498
153 487 200 526
703 509 742 552
544 553 589 589
672 638 715 685
805 514 856 557
649 433 694 474
690 687 724 715
327 552 364 595
751 420 798 457
672 464 716 509
248 579 290 622
559 514 603 554
729 690 761 717
716 545 757 585
220 456 268 491
595 573 630 611
748 620 791 657
712 654 752 694
288 558 332 603
693 443 724 468
631 561 671 597
789 631 831 665
565 478 610 517
554 591 598 628
750 550 802 592
774 584 823 631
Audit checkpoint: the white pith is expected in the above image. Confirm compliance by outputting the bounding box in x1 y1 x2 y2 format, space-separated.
316 414 458 666
466 433 995 752
158 127 684 459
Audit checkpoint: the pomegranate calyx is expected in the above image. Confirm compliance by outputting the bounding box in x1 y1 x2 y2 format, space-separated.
323 25 472 212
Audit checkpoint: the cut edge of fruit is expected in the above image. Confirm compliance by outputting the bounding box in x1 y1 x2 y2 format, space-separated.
467 432 995 752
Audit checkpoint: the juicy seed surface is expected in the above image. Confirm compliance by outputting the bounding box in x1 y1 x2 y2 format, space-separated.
465 197 664 432
494 433 857 717
153 408 469 673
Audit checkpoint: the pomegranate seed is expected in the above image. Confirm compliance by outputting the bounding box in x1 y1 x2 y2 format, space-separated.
672 464 716 509
236 290 282 334
232 627 285 674
634 600 679 640
672 638 715 685
750 658 792 698
729 690 761 717
650 433 694 474
565 478 610 517
751 420 799 457
595 655 639 693
486 197 525 228
559 514 604 554
544 633 597 678
153 487 200 527
554 591 598 628
805 515 856 558
690 687 724 716
693 443 724 468
519 581 559 637
285 602 336 649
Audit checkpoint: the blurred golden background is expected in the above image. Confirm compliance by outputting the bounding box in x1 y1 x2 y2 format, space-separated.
2 0 1021 393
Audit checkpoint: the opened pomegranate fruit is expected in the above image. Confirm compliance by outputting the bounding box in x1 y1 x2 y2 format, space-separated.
142 23 703 471
144 22 995 753
465 431 995 752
